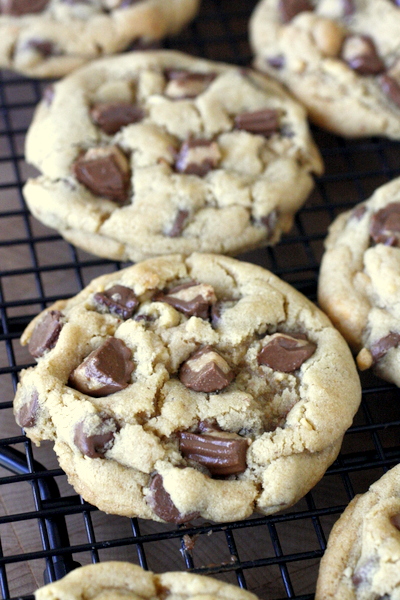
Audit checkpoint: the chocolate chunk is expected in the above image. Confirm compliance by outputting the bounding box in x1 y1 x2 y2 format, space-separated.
167 209 189 237
28 310 63 358
341 35 385 75
154 281 216 319
164 70 216 99
278 0 313 23
73 146 130 204
352 558 377 587
390 513 400 530
378 74 400 108
74 418 116 458
16 390 39 428
235 109 280 137
258 332 316 372
179 346 234 393
370 202 400 245
267 55 286 70
90 102 144 135
0 0 49 15
26 39 58 57
147 474 199 524
69 337 134 397
93 284 138 319
370 332 400 362
179 432 248 476
175 139 221 177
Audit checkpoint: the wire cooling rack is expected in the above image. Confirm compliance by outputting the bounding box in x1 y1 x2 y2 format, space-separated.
0 1 400 599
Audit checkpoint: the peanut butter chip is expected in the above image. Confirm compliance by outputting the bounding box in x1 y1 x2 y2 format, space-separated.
164 70 216 99
370 202 400 245
179 431 248 476
90 102 145 135
73 146 130 204
278 0 313 23
154 281 216 319
179 345 234 392
16 390 39 428
74 419 116 458
28 310 63 358
148 474 199 524
94 284 138 319
258 333 316 372
175 139 221 176
0 0 49 15
69 337 134 397
341 35 385 75
235 109 280 136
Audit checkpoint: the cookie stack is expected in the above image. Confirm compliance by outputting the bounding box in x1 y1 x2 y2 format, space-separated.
5 1 400 600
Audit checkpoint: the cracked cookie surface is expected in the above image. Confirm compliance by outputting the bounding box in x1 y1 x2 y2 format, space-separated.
318 177 400 387
23 50 323 262
250 0 400 138
316 464 400 600
14 253 361 523
35 561 259 600
0 0 200 77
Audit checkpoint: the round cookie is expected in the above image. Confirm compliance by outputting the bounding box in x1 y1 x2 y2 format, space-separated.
34 561 259 600
0 0 200 78
23 50 323 262
250 0 400 139
318 177 400 386
14 253 361 523
316 464 400 600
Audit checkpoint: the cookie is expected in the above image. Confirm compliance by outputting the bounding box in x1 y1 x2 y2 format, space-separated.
318 177 400 386
0 0 200 78
316 464 400 600
13 253 361 523
250 0 400 139
23 49 323 262
35 561 259 600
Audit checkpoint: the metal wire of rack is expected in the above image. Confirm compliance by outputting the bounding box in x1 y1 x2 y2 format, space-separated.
0 1 399 599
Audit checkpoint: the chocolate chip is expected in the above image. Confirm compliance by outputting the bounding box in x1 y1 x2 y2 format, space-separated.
16 390 39 428
235 109 280 137
258 333 316 372
167 209 189 237
278 0 313 23
147 473 199 524
341 35 385 75
267 55 286 70
26 39 58 57
164 70 217 99
370 332 400 362
179 346 234 393
93 285 138 319
154 281 216 319
74 418 116 458
73 146 130 204
175 139 221 177
90 102 144 135
28 310 63 358
0 0 49 15
378 74 400 108
390 513 400 530
69 337 134 397
179 432 248 476
370 202 400 245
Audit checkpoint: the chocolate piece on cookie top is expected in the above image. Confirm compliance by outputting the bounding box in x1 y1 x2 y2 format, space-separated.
341 35 385 75
0 0 49 15
69 337 134 397
258 332 316 372
147 473 199 523
370 202 400 245
379 74 400 108
179 431 248 476
29 310 63 358
74 417 117 458
370 332 400 363
235 109 280 136
91 102 145 135
94 285 139 319
179 345 234 393
154 281 216 319
164 69 217 99
16 389 39 429
175 138 221 177
72 146 130 204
